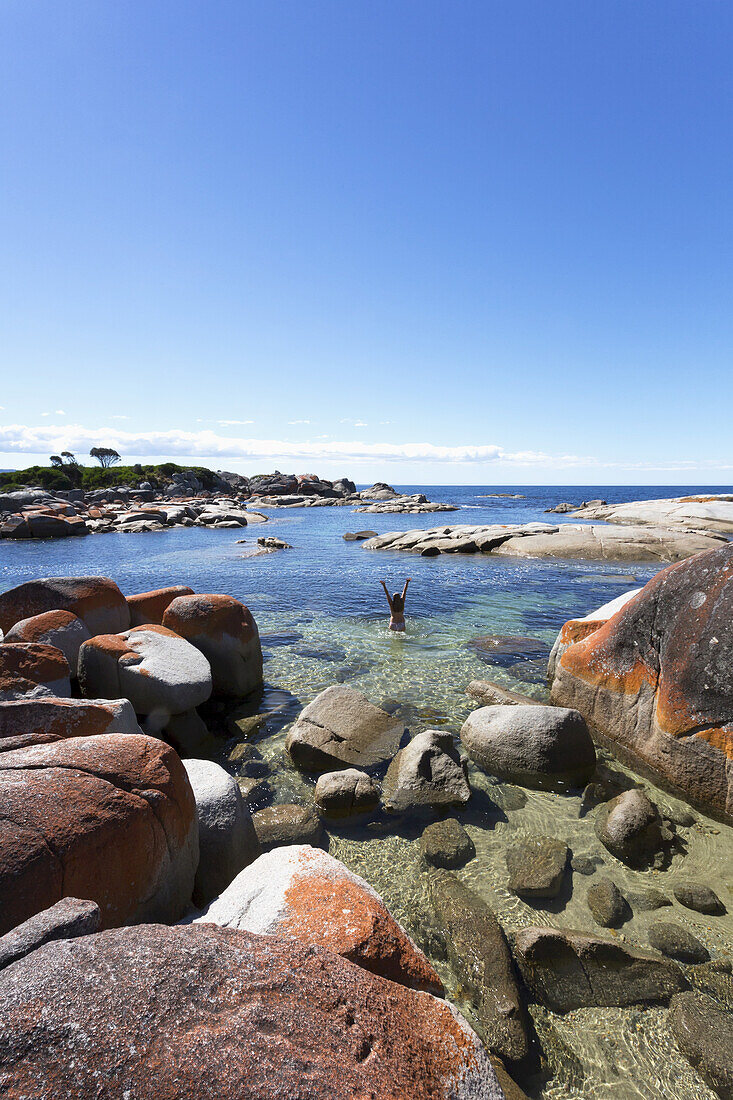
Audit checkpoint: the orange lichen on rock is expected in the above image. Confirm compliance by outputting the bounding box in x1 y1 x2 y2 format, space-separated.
283 867 443 994
163 593 258 642
551 543 733 822
127 586 194 626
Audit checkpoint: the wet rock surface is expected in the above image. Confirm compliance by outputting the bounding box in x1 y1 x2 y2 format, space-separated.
505 835 569 899
586 878 630 927
648 922 710 964
511 926 687 1012
673 881 726 915
594 789 669 868
427 868 529 1063
668 991 733 1099
420 818 475 869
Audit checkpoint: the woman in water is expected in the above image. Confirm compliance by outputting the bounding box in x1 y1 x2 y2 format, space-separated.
381 578 411 631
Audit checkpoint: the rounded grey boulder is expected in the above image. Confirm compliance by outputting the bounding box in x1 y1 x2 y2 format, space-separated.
460 705 596 790
594 789 667 869
314 769 380 819
183 759 260 908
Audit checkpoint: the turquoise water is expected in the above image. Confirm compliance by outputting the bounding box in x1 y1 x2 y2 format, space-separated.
1 485 730 1098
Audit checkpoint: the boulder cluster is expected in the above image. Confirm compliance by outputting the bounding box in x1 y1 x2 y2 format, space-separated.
0 573 508 1098
0 474 456 538
1 538 732 1097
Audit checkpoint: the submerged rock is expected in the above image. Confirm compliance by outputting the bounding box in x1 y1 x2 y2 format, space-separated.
466 679 544 707
505 835 568 899
594 789 668 868
586 879 630 928
673 882 726 915
286 685 404 772
382 729 471 813
427 868 528 1063
511 926 686 1012
420 818 475 869
460 705 595 791
626 887 672 912
648 922 710 964
195 844 441 993
669 991 733 1099
0 923 504 1099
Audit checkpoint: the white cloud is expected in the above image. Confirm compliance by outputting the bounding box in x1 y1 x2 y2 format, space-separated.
288 419 311 425
55 409 66 416
340 417 368 427
0 421 588 466
0 421 727 471
108 414 130 421
40 412 50 417
218 419 254 427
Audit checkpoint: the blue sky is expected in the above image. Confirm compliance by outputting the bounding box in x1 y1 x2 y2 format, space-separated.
1 1 731 484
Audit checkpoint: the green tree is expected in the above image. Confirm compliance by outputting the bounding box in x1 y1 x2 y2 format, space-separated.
89 447 121 469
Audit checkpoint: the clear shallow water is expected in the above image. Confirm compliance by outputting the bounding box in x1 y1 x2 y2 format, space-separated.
1 484 731 1099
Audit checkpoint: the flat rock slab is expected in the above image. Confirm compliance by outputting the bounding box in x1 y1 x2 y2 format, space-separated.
286 685 404 772
195 843 441 994
571 495 733 534
511 926 686 1012
0 696 141 751
362 522 723 562
0 923 504 1100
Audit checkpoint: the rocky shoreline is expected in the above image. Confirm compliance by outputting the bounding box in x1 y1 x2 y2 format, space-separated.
0 473 456 539
0 541 731 1098
362 521 727 562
